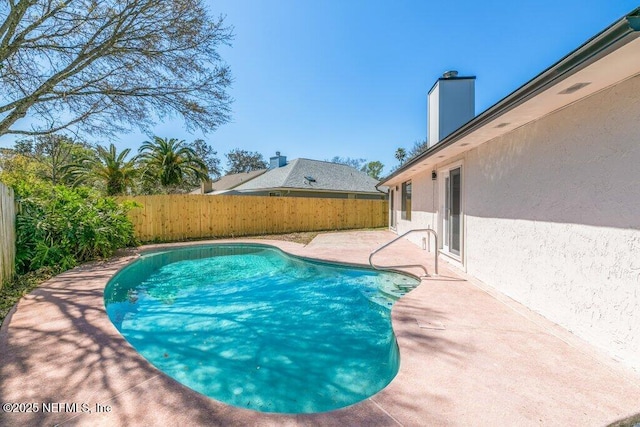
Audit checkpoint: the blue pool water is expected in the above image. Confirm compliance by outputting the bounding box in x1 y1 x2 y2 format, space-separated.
104 244 419 414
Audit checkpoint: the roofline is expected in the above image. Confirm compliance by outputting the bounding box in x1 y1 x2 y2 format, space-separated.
235 187 387 195
289 157 375 169
200 169 268 193
381 7 640 186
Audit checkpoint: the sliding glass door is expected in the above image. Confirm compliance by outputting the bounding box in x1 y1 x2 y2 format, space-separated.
441 165 462 257
448 167 461 255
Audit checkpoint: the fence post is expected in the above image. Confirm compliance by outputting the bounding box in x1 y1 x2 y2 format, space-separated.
0 182 16 289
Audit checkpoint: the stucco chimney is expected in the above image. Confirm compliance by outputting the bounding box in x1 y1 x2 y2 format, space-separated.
427 71 476 147
269 151 287 169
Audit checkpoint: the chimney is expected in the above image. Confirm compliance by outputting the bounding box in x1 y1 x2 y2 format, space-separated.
269 151 287 169
427 70 475 148
201 180 213 194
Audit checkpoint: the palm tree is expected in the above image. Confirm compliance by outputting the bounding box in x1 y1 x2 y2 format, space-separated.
71 144 137 195
137 136 208 191
395 147 407 165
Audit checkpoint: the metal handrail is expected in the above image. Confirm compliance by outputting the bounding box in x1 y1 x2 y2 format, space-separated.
369 228 439 275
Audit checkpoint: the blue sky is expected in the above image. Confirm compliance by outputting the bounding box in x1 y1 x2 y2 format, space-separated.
2 1 638 175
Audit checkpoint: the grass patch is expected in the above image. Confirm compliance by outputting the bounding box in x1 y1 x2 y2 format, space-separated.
0 267 59 327
140 230 325 246
139 228 387 246
251 231 320 245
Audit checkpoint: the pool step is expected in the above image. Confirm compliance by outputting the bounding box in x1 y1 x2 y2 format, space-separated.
377 281 419 301
362 280 420 308
378 287 403 301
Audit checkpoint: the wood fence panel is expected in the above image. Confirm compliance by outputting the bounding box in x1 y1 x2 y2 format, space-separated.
0 182 16 288
119 194 388 242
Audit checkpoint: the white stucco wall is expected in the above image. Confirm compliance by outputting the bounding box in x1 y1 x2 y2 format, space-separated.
464 75 640 370
394 169 438 248
394 74 640 370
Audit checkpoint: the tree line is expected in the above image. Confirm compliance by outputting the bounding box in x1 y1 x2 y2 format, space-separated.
0 135 388 197
0 135 276 196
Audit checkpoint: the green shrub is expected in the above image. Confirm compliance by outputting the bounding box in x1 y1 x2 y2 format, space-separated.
15 184 138 273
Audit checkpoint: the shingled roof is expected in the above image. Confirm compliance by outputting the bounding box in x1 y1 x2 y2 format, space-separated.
233 158 385 195
208 169 267 192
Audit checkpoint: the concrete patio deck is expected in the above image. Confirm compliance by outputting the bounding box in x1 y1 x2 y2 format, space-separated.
1 230 639 426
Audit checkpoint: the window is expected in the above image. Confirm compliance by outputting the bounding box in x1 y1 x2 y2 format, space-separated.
401 181 412 220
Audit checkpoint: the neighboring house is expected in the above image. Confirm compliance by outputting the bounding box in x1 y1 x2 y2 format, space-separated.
192 169 267 194
228 153 386 199
380 9 640 370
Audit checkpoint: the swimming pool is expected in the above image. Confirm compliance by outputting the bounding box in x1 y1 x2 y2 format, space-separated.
104 244 420 414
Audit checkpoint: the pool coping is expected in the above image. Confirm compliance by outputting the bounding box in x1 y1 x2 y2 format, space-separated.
1 231 640 426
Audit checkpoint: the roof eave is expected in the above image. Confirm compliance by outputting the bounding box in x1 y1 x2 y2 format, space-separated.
380 7 640 186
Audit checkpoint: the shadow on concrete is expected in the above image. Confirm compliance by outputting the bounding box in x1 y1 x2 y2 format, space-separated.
375 298 471 425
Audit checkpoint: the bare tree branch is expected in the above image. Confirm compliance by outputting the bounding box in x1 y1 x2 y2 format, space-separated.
0 0 233 137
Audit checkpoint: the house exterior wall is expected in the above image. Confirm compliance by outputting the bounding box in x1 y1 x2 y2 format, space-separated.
394 74 640 370
394 169 438 247
464 75 640 370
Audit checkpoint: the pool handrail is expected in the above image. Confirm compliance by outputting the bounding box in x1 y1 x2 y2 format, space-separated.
369 229 439 276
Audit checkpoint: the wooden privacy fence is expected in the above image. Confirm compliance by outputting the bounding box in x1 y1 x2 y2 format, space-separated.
0 182 16 289
120 195 388 242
